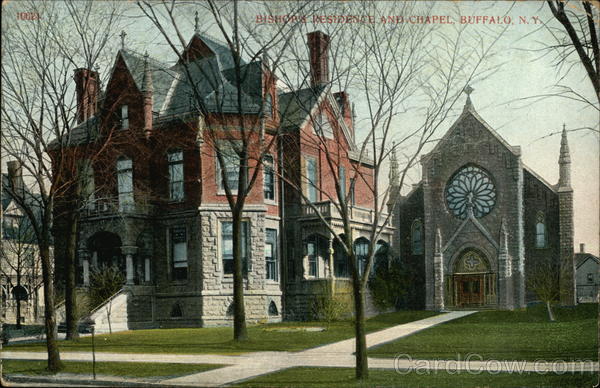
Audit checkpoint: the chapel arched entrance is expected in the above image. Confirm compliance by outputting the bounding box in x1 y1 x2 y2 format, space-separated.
451 249 496 307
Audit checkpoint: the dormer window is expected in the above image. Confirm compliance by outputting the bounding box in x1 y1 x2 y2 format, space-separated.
121 105 129 129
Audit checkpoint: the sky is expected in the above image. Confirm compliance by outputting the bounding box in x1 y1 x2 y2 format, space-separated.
3 0 598 254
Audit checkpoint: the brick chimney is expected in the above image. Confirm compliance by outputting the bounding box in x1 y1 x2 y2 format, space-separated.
307 31 330 87
7 160 24 194
74 68 100 124
580 243 585 253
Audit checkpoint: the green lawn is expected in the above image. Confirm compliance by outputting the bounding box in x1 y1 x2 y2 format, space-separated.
236 366 597 388
2 359 223 378
369 303 598 361
5 310 437 355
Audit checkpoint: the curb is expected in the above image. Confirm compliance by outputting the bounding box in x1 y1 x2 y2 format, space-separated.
4 374 191 387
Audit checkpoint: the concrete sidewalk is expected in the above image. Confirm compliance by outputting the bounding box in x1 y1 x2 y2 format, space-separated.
4 311 532 387
163 311 477 386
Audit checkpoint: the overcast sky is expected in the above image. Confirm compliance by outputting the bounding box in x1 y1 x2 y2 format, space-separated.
4 0 597 254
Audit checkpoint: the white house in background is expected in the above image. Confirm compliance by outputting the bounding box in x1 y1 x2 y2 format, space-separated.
575 243 599 303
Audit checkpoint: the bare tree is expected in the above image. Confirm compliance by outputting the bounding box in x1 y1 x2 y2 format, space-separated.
137 0 311 341
276 1 504 379
527 261 560 321
1 0 123 371
0 211 42 328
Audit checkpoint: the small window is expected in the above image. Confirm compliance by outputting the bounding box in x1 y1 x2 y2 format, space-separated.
222 221 249 275
117 158 133 211
170 302 183 317
217 144 243 192
535 212 546 248
588 273 594 284
354 238 369 276
266 229 278 281
171 227 187 280
121 105 129 129
264 94 272 118
349 178 356 206
306 157 318 203
307 241 318 277
263 155 275 201
411 219 423 255
339 166 346 203
168 150 184 201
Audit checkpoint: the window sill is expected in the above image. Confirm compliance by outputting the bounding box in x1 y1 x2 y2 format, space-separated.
217 190 239 196
264 199 277 206
167 199 186 204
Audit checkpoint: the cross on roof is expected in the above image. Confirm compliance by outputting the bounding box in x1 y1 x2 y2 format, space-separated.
464 85 474 108
120 30 127 49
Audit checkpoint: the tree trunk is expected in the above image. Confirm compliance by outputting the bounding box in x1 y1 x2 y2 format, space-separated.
546 300 556 322
39 242 62 372
65 208 80 340
232 210 248 341
352 274 368 379
16 274 22 329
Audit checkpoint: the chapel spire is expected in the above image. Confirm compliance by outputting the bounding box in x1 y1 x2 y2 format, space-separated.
558 124 571 190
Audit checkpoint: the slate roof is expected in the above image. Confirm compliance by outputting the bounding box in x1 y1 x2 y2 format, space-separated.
278 86 326 131
575 252 600 269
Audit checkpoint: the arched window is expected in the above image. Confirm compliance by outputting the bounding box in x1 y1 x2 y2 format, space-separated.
535 212 546 248
354 237 369 276
170 302 183 318
411 219 423 255
374 241 390 275
268 301 278 316
334 235 349 278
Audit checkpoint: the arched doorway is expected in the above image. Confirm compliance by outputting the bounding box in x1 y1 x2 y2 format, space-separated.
452 249 496 307
87 231 124 273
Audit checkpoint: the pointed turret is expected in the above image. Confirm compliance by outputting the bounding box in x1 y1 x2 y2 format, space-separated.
558 124 571 190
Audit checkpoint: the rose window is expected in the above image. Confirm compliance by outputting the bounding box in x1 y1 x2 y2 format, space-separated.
445 165 496 219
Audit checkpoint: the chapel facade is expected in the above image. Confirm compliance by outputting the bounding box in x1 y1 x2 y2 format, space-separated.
393 93 575 310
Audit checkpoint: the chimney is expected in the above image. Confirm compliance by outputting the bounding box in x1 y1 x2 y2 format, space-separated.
141 53 154 139
307 31 330 87
74 68 100 124
7 160 24 194
580 243 585 253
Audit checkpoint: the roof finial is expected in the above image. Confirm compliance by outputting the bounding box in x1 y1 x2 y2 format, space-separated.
194 11 200 33
464 85 474 109
389 142 399 188
120 30 127 49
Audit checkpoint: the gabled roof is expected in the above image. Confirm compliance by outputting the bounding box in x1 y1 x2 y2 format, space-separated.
523 164 557 193
422 101 521 165
119 49 176 112
279 86 326 131
575 252 600 269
